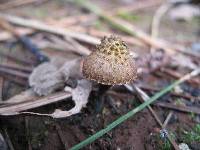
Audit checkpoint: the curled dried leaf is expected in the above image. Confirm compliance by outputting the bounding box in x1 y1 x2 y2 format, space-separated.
52 79 92 118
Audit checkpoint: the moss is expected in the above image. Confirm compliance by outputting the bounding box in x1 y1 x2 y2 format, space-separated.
181 124 200 144
154 133 172 150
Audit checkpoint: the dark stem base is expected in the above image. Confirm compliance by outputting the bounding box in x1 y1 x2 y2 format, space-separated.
95 84 111 113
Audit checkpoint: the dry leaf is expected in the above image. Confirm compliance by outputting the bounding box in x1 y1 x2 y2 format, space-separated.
29 58 83 96
60 58 83 80
171 54 198 69
169 4 200 21
51 79 92 118
29 62 64 96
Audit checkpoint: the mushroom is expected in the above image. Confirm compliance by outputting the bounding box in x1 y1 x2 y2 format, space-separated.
82 35 137 111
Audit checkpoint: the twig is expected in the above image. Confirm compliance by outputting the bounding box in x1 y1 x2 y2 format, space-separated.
55 122 69 150
0 0 47 11
0 57 6 102
0 63 29 86
0 89 36 105
0 14 100 45
163 111 174 128
0 28 33 41
0 17 49 62
0 66 29 78
25 117 32 150
111 0 162 15
0 61 29 85
150 2 172 53
0 77 3 101
0 91 71 115
0 73 27 86
159 68 200 85
0 50 35 65
69 26 146 48
46 35 91 56
0 63 33 73
137 84 200 101
64 36 91 56
47 14 96 27
3 128 15 150
155 102 200 114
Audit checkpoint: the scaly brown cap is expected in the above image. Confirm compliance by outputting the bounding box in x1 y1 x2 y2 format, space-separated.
82 36 137 85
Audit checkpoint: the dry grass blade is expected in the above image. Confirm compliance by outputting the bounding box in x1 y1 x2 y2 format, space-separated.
0 66 30 79
64 36 91 56
0 13 100 45
0 63 33 73
0 0 47 11
0 28 33 41
150 2 172 53
155 102 200 114
0 89 36 105
111 0 162 15
0 91 71 115
2 128 15 150
0 77 3 102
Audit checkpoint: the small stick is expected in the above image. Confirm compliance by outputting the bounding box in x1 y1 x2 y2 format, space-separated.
25 117 32 150
0 73 27 86
0 50 35 65
0 91 71 115
0 89 36 105
0 77 3 102
160 68 200 85
163 111 174 128
55 122 69 150
155 102 200 115
70 26 146 48
0 14 100 45
0 66 30 78
64 36 91 56
0 0 46 11
150 3 172 53
0 63 33 73
3 128 15 150
111 0 162 15
48 35 91 56
137 84 199 101
0 16 48 63
0 28 33 41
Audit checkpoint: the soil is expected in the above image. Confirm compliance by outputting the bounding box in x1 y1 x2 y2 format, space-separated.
0 0 199 150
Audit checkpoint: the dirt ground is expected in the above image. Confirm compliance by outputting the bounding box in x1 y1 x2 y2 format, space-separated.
0 0 200 150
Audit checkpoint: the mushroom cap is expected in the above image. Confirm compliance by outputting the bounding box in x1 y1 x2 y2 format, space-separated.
82 36 137 85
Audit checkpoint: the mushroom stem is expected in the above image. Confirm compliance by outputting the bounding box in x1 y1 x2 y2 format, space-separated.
98 84 111 96
95 84 111 113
